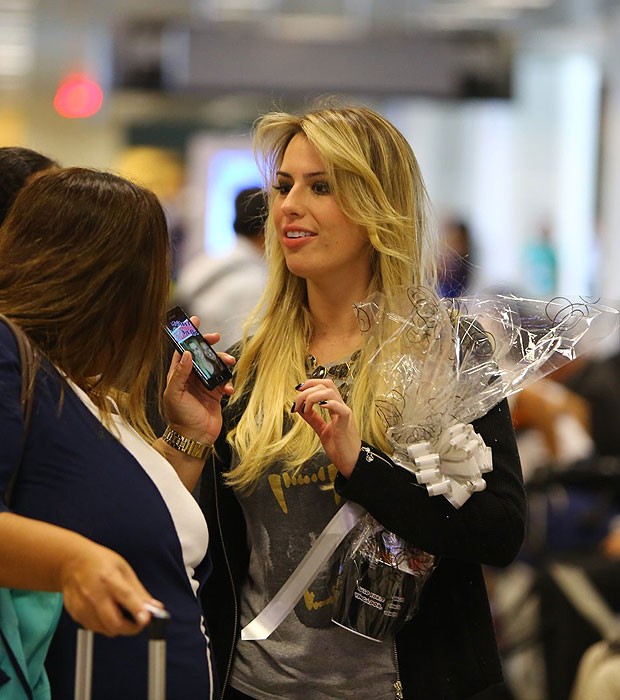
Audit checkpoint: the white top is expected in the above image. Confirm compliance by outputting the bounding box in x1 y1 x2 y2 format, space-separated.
175 237 267 350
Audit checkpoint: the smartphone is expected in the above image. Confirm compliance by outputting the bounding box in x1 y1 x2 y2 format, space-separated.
164 306 232 390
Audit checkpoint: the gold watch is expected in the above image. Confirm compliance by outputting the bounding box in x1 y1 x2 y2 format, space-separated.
161 426 212 460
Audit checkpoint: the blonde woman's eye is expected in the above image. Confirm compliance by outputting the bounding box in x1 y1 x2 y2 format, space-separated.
312 181 330 195
273 183 291 195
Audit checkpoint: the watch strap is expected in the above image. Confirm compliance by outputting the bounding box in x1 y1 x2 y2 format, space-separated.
162 426 212 460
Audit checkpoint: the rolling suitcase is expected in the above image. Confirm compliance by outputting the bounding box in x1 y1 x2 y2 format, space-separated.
74 606 170 700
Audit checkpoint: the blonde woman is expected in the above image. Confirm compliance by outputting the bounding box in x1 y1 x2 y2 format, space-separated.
199 104 526 700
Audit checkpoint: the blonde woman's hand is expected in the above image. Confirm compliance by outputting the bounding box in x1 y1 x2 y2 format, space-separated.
59 541 163 637
163 316 235 447
291 378 361 478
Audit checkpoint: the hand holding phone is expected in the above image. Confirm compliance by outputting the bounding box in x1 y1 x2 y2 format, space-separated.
164 306 232 390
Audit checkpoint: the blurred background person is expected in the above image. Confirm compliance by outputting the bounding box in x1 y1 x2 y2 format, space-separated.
0 146 59 224
559 348 620 459
437 217 475 298
522 222 558 297
174 185 268 350
490 348 620 700
510 376 594 482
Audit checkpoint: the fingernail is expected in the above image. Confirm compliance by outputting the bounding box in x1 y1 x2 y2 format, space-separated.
143 602 170 620
290 402 297 413
318 400 328 405
295 382 304 390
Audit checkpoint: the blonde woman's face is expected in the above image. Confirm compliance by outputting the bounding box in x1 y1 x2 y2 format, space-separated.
272 134 372 288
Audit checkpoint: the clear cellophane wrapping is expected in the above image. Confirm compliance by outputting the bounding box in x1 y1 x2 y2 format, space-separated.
331 288 619 641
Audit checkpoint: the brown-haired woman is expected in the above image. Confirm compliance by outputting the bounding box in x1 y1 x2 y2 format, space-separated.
0 168 232 700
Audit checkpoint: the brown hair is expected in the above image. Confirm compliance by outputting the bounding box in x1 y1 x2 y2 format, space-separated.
0 167 171 438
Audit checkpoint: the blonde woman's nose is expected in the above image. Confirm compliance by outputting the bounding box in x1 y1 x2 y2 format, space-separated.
280 186 304 216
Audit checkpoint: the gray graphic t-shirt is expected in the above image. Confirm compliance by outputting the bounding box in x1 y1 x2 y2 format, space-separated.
230 451 398 699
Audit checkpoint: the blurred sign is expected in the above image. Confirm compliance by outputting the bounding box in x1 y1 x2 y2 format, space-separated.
112 20 512 99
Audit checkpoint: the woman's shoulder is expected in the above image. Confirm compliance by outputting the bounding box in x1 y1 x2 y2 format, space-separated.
0 320 20 366
0 318 17 341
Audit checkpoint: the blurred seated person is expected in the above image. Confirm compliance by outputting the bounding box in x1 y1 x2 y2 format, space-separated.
510 377 593 482
174 186 267 350
556 348 620 457
495 351 620 700
437 217 474 298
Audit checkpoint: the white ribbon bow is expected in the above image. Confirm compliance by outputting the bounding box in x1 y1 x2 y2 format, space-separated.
391 422 492 508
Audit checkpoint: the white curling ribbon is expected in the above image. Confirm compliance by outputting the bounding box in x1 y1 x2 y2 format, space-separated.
463 438 481 454
397 422 493 508
416 467 441 483
414 453 441 469
439 457 480 477
449 433 469 450
240 501 367 641
483 449 493 472
426 480 452 496
407 441 432 459
445 480 475 508
477 447 493 473
470 477 486 492
448 426 470 446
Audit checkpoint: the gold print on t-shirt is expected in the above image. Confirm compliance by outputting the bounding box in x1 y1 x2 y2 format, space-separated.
268 464 340 513
303 582 338 611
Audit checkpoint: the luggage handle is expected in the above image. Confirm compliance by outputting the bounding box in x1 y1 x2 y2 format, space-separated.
74 605 171 700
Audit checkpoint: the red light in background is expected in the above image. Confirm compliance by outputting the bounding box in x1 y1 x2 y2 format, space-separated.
53 73 104 118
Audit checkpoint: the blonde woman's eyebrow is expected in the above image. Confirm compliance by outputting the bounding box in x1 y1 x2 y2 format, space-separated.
276 170 327 180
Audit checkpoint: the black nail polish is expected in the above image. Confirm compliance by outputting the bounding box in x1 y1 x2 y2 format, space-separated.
318 400 328 405
295 382 304 390
290 402 297 413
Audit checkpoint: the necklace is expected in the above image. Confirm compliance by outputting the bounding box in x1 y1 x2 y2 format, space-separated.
304 351 360 400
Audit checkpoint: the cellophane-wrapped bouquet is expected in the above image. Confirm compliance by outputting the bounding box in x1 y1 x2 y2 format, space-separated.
331 513 436 641
331 286 620 641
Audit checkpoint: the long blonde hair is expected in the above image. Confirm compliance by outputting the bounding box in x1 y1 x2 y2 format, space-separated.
226 103 437 490
0 167 171 440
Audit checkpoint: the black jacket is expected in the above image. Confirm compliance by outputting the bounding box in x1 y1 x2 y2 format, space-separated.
199 398 525 700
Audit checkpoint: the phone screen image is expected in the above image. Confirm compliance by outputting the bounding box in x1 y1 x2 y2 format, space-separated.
164 307 232 390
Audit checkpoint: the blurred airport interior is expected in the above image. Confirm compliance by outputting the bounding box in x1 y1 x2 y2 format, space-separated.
1 0 620 315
